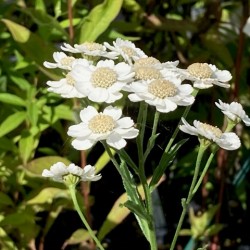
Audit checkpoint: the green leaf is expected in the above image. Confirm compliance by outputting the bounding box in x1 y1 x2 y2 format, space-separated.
27 187 70 205
0 112 26 138
18 130 39 165
25 156 71 175
94 148 116 173
150 139 188 190
63 229 91 247
79 0 123 42
0 227 18 250
0 93 26 106
2 19 62 80
27 102 39 126
0 192 14 207
123 200 149 220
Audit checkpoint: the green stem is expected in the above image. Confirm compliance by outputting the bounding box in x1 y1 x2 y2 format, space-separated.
143 110 160 162
170 144 207 250
163 88 199 155
68 185 104 250
192 148 218 196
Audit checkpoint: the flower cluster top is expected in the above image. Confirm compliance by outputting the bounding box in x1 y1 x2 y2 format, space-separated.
43 38 250 152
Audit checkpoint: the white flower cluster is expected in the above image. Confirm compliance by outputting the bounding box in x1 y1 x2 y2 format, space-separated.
43 38 245 152
42 162 101 183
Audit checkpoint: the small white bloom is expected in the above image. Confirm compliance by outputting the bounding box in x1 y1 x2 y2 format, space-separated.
104 38 147 64
215 99 250 126
128 74 195 113
67 105 139 150
46 60 90 98
179 118 241 150
243 16 250 37
61 42 117 59
43 52 76 70
42 162 101 183
71 59 134 103
180 63 232 89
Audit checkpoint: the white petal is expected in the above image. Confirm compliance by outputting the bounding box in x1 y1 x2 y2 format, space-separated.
79 106 98 122
67 124 91 138
72 138 96 150
88 88 109 103
106 133 127 149
103 106 122 120
216 132 241 150
116 117 134 128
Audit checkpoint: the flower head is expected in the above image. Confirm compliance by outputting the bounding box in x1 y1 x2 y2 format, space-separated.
215 99 250 126
61 42 117 59
43 52 77 70
128 74 194 113
45 60 91 98
42 162 101 185
180 63 232 89
104 38 146 65
71 59 134 103
67 105 139 150
179 118 241 150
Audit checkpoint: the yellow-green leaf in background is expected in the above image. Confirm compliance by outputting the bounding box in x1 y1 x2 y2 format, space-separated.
27 187 69 205
0 112 26 138
25 156 71 175
2 19 62 80
94 148 116 173
62 229 92 249
79 0 123 42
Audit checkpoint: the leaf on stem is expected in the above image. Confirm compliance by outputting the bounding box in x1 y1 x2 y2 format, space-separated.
150 138 188 191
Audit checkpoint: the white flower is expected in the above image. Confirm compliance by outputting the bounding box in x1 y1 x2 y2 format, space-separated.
179 118 241 150
43 52 76 70
180 63 232 89
104 38 147 64
243 16 250 37
61 42 117 59
42 162 101 183
128 74 195 113
46 60 90 98
71 59 134 103
215 99 250 126
67 105 139 150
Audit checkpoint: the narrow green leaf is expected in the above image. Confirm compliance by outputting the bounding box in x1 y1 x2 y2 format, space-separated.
0 112 26 137
124 200 149 220
2 19 62 79
79 0 123 42
27 102 39 126
0 192 14 207
150 139 188 190
18 130 38 165
0 93 26 106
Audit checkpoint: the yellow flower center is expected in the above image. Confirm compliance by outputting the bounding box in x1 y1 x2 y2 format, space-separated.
66 73 76 86
148 79 177 98
82 42 103 51
60 56 75 66
134 57 160 67
121 46 136 57
200 123 222 138
88 114 115 133
134 67 162 80
91 67 117 88
187 63 213 79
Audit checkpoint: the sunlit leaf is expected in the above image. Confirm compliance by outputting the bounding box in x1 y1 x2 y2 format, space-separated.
62 229 91 248
27 187 70 205
0 112 26 138
25 156 71 175
79 0 123 42
0 93 26 106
